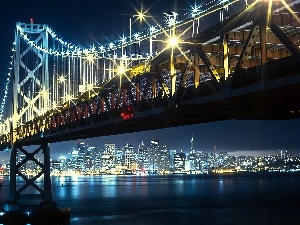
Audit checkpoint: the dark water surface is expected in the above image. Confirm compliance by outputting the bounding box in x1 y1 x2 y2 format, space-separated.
1 173 300 225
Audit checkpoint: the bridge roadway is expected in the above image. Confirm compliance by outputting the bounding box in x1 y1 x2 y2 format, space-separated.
0 54 298 148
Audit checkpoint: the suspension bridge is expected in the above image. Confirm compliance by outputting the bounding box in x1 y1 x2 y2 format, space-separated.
0 0 300 222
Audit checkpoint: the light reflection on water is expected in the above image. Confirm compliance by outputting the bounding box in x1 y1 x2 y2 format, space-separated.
0 174 300 225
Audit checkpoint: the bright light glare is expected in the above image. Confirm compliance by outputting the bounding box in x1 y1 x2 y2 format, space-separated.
58 75 66 83
87 55 94 62
138 12 145 20
118 65 125 74
169 37 178 47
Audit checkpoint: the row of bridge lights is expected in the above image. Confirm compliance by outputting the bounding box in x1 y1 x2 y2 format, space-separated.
0 0 237 123
15 0 233 58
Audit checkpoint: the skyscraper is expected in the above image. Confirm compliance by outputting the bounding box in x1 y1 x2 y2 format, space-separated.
102 143 115 172
174 152 186 173
124 143 134 169
191 134 194 153
138 141 150 171
150 138 159 172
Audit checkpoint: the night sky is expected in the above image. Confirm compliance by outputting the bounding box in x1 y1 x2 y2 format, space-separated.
0 0 300 159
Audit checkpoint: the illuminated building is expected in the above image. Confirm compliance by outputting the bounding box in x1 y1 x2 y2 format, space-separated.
150 138 160 172
115 147 124 167
102 143 115 171
174 152 186 173
158 144 170 172
169 149 176 172
138 141 150 170
70 148 79 172
85 147 93 171
93 147 102 171
58 155 67 171
124 143 134 169
77 142 87 171
19 154 26 172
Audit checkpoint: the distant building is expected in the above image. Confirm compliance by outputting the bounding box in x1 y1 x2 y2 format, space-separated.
150 138 160 172
158 144 170 172
174 152 186 173
102 143 115 171
138 141 150 171
124 143 134 169
169 149 176 171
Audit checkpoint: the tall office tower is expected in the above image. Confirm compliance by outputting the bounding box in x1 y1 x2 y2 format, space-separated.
150 138 160 172
158 144 170 172
191 134 195 153
174 152 186 173
169 150 176 171
77 142 87 171
124 143 134 169
138 141 150 170
103 143 115 171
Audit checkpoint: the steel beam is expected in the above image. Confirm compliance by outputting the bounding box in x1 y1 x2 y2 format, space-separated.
5 142 54 210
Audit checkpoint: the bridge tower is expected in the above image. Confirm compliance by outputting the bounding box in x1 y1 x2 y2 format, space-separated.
4 20 55 211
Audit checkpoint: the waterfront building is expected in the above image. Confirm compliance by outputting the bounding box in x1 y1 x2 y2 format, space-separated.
58 155 67 171
93 147 102 172
169 149 176 172
102 143 115 172
77 142 87 171
187 151 197 172
138 141 150 171
70 148 80 172
150 138 160 172
174 152 186 173
84 147 93 172
124 143 134 169
19 154 26 172
158 144 170 173
115 147 124 167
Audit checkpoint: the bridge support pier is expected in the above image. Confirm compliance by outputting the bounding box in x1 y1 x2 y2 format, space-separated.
3 142 56 211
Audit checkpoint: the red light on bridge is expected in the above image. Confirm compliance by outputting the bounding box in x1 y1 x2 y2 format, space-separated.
120 105 134 120
30 18 34 23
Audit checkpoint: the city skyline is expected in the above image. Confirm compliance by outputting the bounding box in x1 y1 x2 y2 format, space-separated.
0 0 299 158
1 132 299 176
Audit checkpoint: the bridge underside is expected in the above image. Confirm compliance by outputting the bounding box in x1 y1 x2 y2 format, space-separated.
18 71 300 146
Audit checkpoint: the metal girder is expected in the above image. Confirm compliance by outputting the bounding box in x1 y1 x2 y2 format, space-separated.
156 72 170 98
174 53 194 104
269 21 300 56
235 24 260 72
195 46 222 83
125 82 137 108
7 142 53 205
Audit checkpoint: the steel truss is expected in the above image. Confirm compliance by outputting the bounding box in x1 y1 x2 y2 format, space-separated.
4 142 55 211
